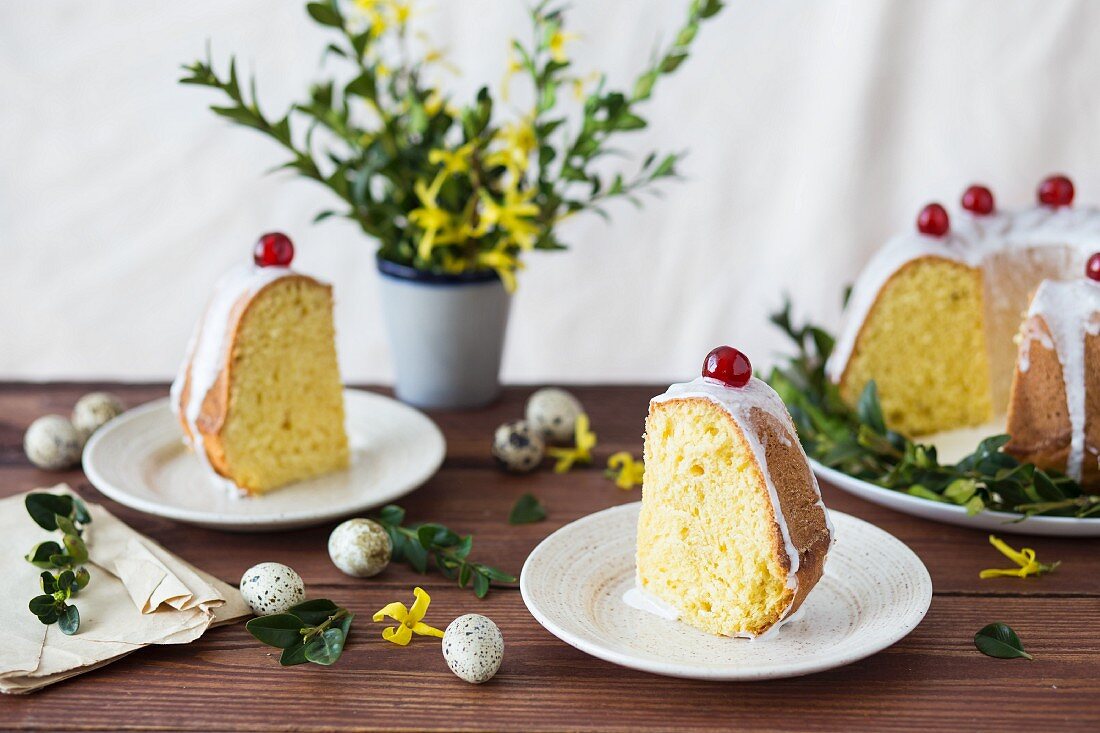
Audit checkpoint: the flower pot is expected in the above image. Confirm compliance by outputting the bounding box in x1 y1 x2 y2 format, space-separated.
377 257 511 409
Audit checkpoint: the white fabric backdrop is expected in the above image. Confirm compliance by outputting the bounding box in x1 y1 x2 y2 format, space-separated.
3 0 1099 383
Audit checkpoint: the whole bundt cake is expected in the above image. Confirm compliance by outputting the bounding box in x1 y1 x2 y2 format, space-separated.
170 233 349 495
635 347 833 639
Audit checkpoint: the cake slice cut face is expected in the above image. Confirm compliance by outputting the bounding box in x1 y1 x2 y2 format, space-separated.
636 349 832 639
172 256 349 495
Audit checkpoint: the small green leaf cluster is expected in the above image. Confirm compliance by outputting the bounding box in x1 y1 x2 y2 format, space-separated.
974 622 1033 660
178 0 722 284
373 505 515 598
509 493 546 525
246 599 354 666
767 299 1100 520
24 493 92 634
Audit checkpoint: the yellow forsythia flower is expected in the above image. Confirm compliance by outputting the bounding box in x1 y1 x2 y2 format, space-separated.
372 587 445 646
428 141 475 175
606 452 644 490
548 413 597 472
548 30 579 63
979 535 1060 579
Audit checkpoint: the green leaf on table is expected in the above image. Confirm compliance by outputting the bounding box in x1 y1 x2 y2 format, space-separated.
303 627 346 666
279 641 310 666
285 599 339 626
246 613 306 649
39 571 57 594
56 569 76 594
472 572 490 599
64 533 88 565
55 515 78 537
29 595 56 617
974 623 1033 660
509 493 547 525
58 604 80 635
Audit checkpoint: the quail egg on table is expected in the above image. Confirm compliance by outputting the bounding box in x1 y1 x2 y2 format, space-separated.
491 420 545 473
239 562 306 616
442 614 504 684
71 392 125 438
328 518 392 578
24 415 83 471
525 388 583 444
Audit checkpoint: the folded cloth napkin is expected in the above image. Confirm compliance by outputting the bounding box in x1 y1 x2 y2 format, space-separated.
0 485 250 694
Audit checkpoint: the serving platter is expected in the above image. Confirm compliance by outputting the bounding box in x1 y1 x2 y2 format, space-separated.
811 459 1100 537
82 389 445 531
521 502 931 681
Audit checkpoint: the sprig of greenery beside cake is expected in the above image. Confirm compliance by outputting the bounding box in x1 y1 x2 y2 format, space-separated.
767 301 1100 519
180 0 722 289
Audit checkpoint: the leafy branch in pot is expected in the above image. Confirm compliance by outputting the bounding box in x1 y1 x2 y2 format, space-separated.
24 492 93 634
180 0 723 289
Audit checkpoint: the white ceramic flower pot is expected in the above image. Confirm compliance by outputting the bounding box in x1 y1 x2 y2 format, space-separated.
377 258 511 409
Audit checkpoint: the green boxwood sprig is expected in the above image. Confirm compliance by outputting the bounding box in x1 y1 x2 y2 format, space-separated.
24 492 92 634
373 505 515 598
767 299 1100 520
246 599 354 667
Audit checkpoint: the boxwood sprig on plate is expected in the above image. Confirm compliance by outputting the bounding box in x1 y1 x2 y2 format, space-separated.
373 505 516 598
767 299 1100 520
24 492 93 634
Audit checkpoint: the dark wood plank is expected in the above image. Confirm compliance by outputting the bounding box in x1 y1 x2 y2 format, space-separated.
1 384 1098 731
5 596 1098 732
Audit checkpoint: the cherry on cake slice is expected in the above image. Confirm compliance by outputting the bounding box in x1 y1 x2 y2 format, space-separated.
170 233 349 495
635 347 833 638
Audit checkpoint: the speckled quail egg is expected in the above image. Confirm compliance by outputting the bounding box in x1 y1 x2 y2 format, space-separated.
328 518 392 578
525 388 583 444
71 392 124 438
442 614 504 684
24 415 83 471
491 420 545 473
239 562 306 616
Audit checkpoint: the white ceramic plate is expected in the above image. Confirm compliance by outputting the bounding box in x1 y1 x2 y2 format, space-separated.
82 390 445 531
520 503 931 681
811 460 1100 537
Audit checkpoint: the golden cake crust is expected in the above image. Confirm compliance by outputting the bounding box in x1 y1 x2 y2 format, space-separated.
175 274 329 493
1004 316 1100 488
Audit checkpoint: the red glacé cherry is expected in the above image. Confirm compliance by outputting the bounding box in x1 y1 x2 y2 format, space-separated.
1038 175 1074 208
702 346 752 388
253 232 295 267
1087 253 1100 282
961 185 995 215
916 203 950 237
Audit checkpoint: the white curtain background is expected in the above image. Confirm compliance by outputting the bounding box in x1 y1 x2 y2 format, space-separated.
2 0 1099 383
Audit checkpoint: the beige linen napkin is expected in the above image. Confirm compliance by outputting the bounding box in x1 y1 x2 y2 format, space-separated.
0 485 250 694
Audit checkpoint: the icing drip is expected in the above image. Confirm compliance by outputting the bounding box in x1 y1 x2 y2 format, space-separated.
649 376 834 638
1026 280 1100 481
169 263 296 493
828 205 1100 385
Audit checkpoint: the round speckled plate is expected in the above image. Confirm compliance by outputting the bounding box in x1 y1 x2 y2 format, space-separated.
82 389 444 532
520 503 931 680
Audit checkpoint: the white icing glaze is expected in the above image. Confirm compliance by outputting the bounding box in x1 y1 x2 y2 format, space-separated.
827 205 1100 384
648 376 834 638
1023 279 1100 481
169 263 296 493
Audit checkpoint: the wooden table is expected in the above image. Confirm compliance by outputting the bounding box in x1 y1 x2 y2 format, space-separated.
2 384 1098 732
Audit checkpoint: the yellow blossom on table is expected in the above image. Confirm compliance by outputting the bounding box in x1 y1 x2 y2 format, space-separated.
548 413 597 472
548 30 579 63
606 452 644 490
373 586 445 646
428 141 475 175
979 535 1060 579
